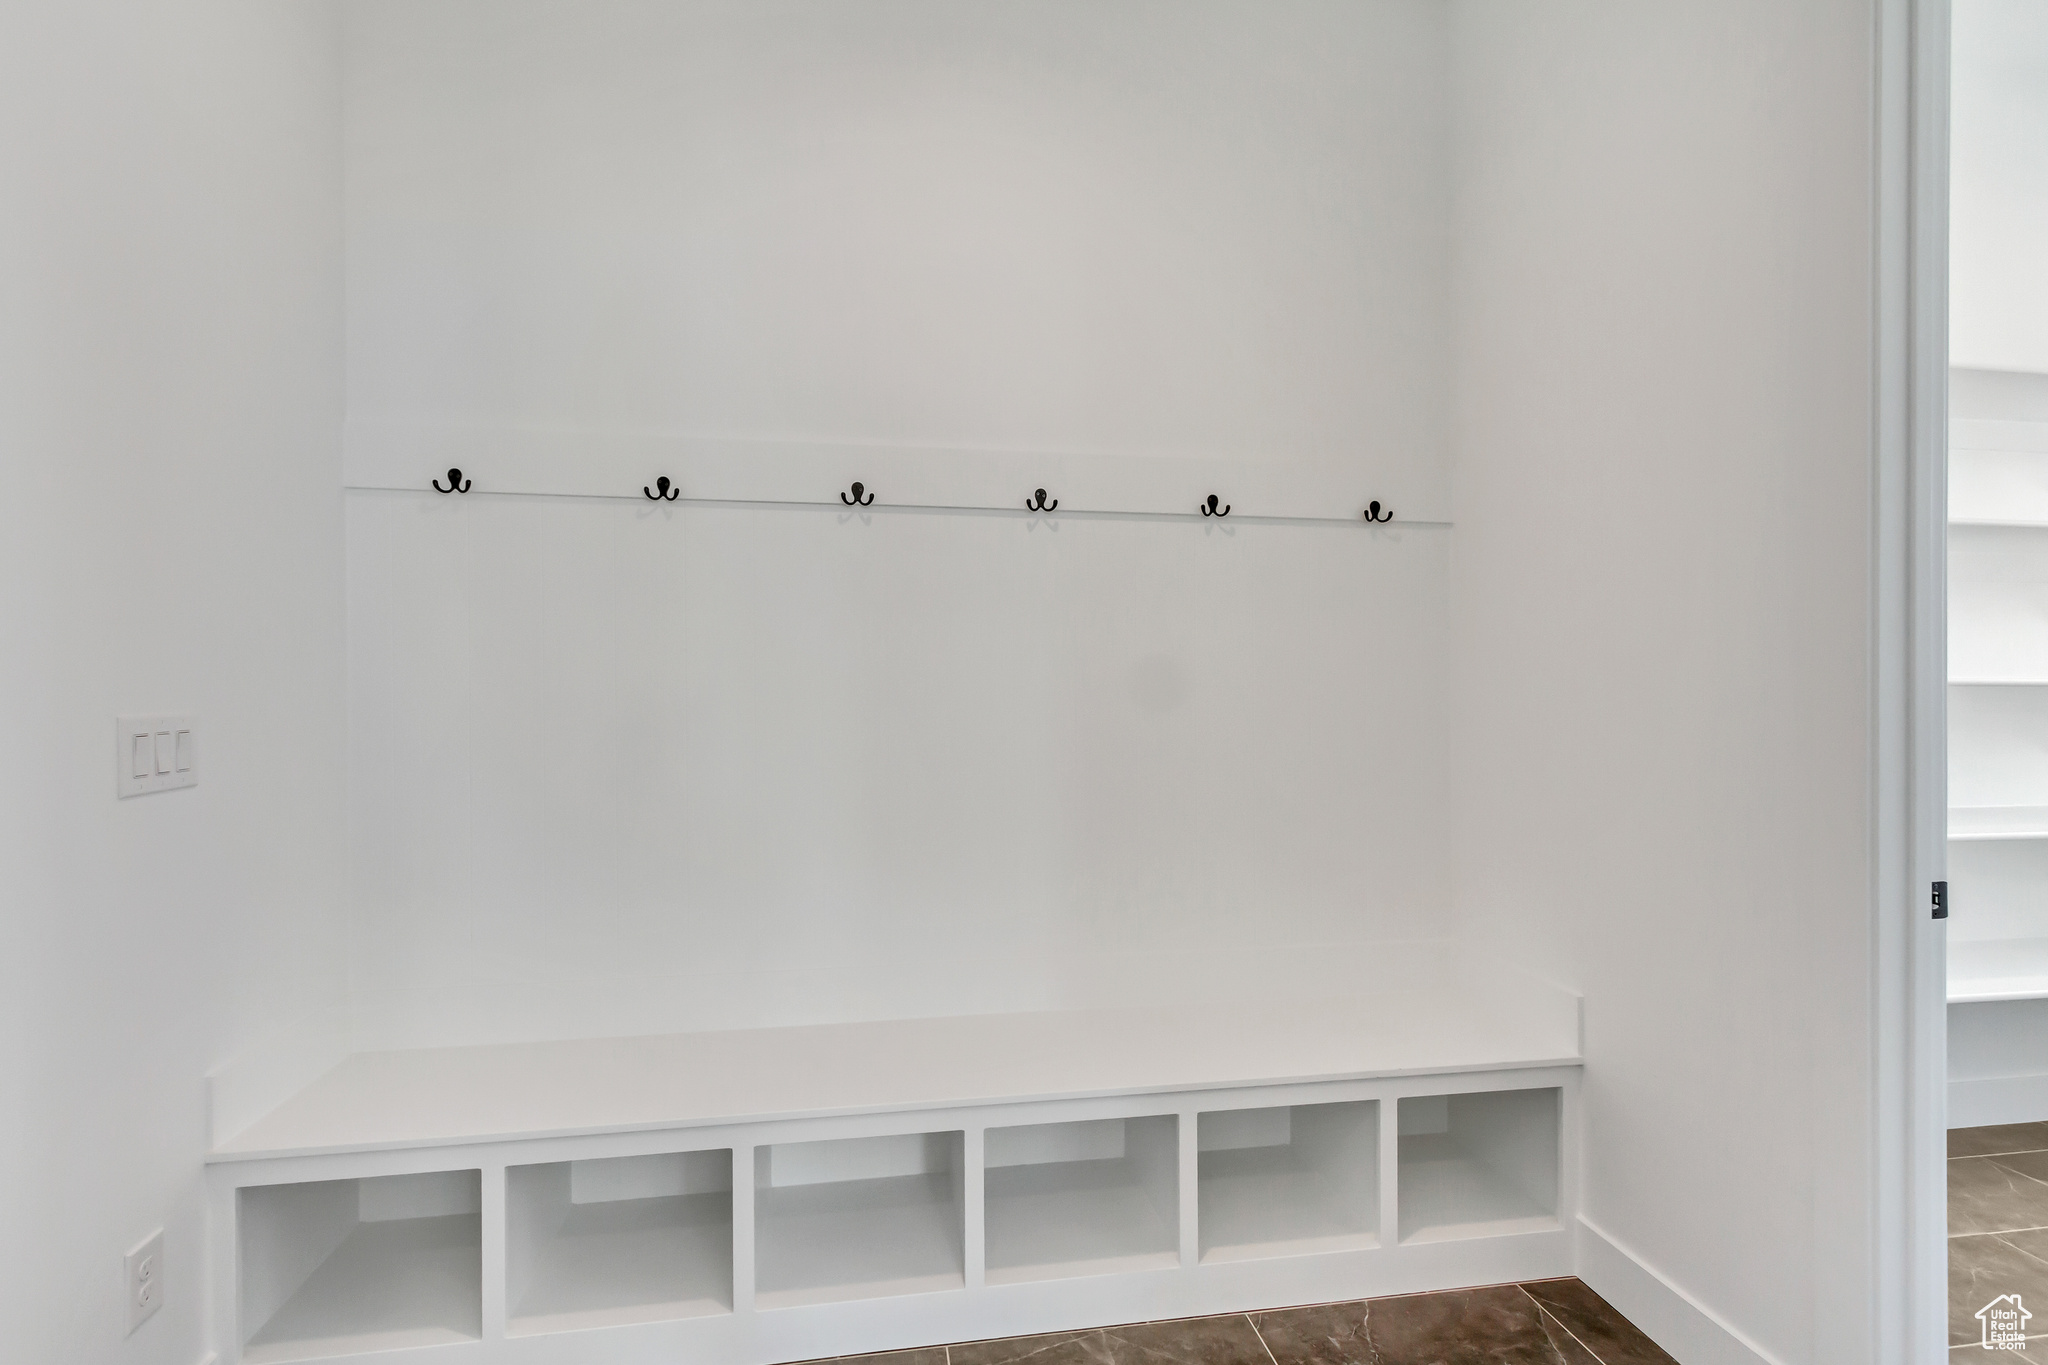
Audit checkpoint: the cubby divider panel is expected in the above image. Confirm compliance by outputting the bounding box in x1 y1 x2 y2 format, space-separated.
1397 1088 1560 1244
508 1150 733 1334
984 1115 1179 1283
1197 1100 1376 1262
238 1171 481 1364
755 1131 966 1308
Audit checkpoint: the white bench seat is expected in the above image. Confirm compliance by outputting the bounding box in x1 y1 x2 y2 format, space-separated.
212 970 1580 1162
207 965 1582 1365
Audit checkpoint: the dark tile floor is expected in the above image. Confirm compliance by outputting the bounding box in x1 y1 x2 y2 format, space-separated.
794 1278 1677 1364
1954 1122 2048 1356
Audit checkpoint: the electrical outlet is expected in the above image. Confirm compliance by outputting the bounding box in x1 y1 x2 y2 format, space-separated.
116 715 197 798
126 1230 163 1332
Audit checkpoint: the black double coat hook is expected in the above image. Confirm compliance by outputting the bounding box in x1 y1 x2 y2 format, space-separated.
841 482 875 506
645 476 680 501
432 467 471 494
1363 500 1392 523
1200 494 1230 517
1026 489 1058 512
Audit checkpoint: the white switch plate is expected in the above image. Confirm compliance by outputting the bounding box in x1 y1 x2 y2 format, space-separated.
126 1229 164 1332
117 715 196 797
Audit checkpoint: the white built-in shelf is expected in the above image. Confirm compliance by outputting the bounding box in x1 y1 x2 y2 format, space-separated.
1396 1090 1560 1245
211 974 1580 1162
1948 403 2048 969
755 1134 966 1308
240 1174 481 1364
507 1153 732 1335
217 980 1581 1362
1197 1100 1378 1263
984 1116 1179 1284
1952 428 2048 526
226 1072 1575 1363
1949 806 2048 842
1949 938 2048 1004
1950 530 2048 680
1950 685 2048 813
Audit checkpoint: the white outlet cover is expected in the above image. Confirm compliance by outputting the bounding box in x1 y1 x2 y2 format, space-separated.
126 1229 163 1332
116 715 196 798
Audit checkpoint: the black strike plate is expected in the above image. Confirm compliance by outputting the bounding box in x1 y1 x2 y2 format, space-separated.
1932 881 1947 920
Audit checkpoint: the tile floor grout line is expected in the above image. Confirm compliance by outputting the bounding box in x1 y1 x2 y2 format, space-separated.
1985 1228 2048 1275
1244 1312 1282 1365
1950 1140 2048 1160
1519 1285 1608 1365
1970 1154 2048 1196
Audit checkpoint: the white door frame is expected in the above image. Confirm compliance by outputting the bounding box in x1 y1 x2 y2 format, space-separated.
1875 0 1948 1359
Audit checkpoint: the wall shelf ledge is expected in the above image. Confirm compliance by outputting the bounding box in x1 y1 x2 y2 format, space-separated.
1951 937 2048 1004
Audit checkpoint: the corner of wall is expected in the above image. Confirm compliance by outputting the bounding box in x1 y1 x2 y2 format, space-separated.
207 1003 353 1150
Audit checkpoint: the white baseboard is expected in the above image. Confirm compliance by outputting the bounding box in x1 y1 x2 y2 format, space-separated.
1950 1073 2048 1129
205 1006 350 1149
1574 1215 1782 1365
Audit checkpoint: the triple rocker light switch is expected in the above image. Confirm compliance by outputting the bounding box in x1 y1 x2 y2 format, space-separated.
116 715 197 797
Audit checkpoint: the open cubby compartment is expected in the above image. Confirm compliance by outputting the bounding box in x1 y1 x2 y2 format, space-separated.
237 1170 481 1364
507 1148 733 1335
1397 1088 1560 1244
983 1114 1179 1284
755 1130 966 1308
1197 1100 1377 1262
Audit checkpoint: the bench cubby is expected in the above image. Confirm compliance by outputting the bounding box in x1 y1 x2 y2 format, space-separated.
1197 1099 1377 1262
754 1131 967 1308
238 1171 481 1363
507 1149 733 1334
1397 1088 1562 1244
984 1115 1179 1284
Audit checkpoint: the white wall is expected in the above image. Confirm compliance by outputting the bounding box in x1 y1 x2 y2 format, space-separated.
342 0 1451 510
1952 0 2048 373
0 4 346 1364
340 0 1456 1051
1448 3 1880 1363
346 496 1450 1048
